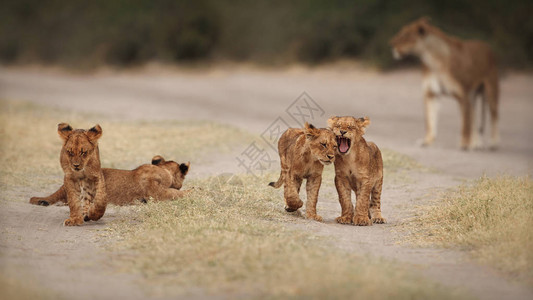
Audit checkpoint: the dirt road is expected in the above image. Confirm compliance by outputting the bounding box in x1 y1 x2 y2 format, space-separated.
0 65 532 299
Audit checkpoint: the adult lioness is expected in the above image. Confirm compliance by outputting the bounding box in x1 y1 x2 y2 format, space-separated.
55 123 107 226
30 155 191 206
269 123 336 221
390 17 499 150
328 116 386 226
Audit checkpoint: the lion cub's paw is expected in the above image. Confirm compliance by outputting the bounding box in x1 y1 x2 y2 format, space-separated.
63 217 83 226
353 215 372 226
29 197 49 206
306 213 323 222
285 199 304 213
335 215 353 224
372 217 387 224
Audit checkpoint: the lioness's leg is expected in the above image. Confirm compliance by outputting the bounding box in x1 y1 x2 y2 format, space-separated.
459 97 474 150
485 77 500 150
469 89 486 149
353 181 372 226
284 174 303 212
29 185 67 206
305 175 323 222
422 91 440 147
370 178 386 224
334 175 353 224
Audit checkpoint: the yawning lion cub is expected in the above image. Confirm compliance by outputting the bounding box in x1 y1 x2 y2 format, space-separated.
328 116 386 226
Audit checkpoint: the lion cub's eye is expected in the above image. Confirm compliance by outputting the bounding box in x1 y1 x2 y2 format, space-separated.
81 150 87 156
67 150 74 157
321 143 327 148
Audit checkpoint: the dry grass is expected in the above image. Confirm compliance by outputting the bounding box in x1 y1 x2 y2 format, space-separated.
104 173 465 299
0 99 458 298
404 176 533 283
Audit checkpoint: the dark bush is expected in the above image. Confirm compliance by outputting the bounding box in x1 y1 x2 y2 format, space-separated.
0 0 531 68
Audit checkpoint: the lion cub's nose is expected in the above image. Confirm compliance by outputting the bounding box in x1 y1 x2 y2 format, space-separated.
340 130 347 135
327 155 334 159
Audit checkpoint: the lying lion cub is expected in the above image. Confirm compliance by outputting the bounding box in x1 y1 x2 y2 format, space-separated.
269 122 336 221
30 155 191 207
328 116 386 226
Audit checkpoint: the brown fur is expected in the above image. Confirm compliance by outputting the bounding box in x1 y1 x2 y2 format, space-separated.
328 116 386 226
269 123 336 221
30 155 191 206
54 123 107 226
390 17 499 150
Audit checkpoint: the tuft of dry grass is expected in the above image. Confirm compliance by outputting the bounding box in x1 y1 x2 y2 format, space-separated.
404 176 533 283
104 174 466 299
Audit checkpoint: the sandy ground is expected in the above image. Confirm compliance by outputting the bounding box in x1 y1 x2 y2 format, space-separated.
0 65 532 299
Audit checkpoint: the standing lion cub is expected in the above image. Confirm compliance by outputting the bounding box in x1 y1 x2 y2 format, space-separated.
329 116 386 226
56 123 107 226
269 123 336 221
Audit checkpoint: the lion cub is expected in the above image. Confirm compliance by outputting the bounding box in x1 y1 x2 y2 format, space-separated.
56 123 107 226
30 155 191 206
269 123 336 221
328 116 386 226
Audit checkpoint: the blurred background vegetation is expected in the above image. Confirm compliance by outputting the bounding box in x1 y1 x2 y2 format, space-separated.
1 0 532 69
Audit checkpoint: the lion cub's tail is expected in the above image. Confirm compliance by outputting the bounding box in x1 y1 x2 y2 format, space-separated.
268 171 284 189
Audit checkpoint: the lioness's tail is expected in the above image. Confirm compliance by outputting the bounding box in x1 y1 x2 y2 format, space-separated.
268 171 284 189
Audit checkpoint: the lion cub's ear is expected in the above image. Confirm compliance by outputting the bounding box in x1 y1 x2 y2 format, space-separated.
357 117 371 133
151 155 165 165
179 162 190 175
87 124 103 142
304 122 320 140
58 123 73 140
327 116 338 129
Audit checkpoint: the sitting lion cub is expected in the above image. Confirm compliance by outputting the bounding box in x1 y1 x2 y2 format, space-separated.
269 122 336 221
54 123 107 226
328 116 386 226
30 155 191 206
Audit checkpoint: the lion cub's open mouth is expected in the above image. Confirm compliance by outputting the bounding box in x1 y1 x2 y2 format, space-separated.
336 136 351 154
